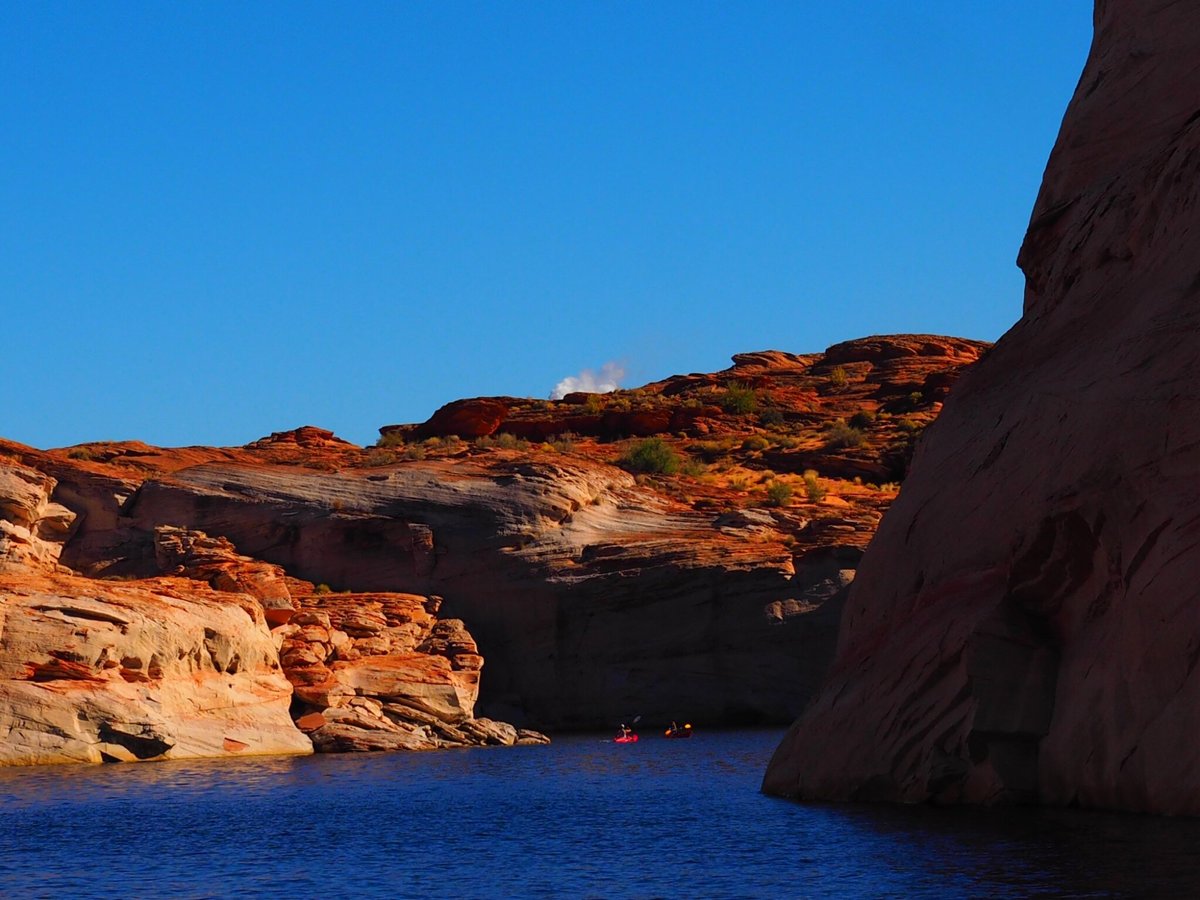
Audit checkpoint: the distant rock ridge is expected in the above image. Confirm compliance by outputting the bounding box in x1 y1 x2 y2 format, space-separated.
1 333 984 764
764 1 1200 815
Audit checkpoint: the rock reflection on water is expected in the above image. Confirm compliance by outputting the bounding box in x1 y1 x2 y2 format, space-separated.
0 731 1198 898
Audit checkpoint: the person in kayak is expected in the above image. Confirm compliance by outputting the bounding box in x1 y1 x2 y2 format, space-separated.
618 723 631 739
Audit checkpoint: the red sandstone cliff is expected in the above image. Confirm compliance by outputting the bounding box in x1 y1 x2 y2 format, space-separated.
764 1 1200 815
1 335 983 761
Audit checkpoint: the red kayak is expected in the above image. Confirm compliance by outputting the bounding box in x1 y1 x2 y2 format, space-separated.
664 723 693 739
614 734 639 743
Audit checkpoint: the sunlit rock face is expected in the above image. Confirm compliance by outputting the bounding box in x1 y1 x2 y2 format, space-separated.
765 1 1200 815
0 457 539 765
0 462 310 764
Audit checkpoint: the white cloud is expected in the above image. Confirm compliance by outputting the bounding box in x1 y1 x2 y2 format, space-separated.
550 361 626 399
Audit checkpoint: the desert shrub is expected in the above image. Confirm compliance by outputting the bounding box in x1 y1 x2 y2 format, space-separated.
896 417 923 433
803 470 826 502
583 394 605 414
824 420 867 449
680 457 705 477
741 435 770 452
404 444 427 460
67 447 100 461
720 382 759 414
889 391 926 413
377 431 407 448
490 432 527 450
608 396 632 411
759 408 785 427
766 481 794 507
829 366 848 389
690 439 735 462
314 583 333 595
771 435 800 450
549 433 576 453
848 410 876 430
362 449 396 467
617 438 680 475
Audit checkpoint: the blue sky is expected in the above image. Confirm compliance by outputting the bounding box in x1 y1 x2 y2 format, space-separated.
2 2 1093 449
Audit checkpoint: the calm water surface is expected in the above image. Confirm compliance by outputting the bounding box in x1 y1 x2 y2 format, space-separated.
1 730 1198 898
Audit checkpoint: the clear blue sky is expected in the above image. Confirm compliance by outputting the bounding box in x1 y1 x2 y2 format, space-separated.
2 2 1093 449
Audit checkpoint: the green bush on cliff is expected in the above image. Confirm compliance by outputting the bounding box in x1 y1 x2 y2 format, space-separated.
719 382 759 414
848 410 876 430
803 469 826 502
617 438 680 475
363 449 397 467
823 420 866 449
377 430 407 448
765 481 793 507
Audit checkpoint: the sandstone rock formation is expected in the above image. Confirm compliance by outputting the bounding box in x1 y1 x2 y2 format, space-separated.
1 333 983 752
278 591 545 750
0 454 545 765
0 461 310 764
765 2 1200 815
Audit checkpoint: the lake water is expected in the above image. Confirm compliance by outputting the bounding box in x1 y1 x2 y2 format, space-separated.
2 729 1198 898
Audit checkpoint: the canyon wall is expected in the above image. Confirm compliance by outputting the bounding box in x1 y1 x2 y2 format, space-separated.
764 1 1200 815
0 461 310 764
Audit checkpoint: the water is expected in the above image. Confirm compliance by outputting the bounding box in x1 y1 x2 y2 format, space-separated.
2 730 1199 898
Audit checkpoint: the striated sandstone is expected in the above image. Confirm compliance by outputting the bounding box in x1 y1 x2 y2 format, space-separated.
0 459 541 764
0 573 311 765
765 2 1200 815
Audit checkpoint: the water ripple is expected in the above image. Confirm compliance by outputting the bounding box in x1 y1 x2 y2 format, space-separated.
1 731 1198 898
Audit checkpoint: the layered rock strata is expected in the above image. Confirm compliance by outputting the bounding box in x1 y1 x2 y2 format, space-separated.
0 462 310 764
1 333 984 743
151 524 548 752
0 460 543 765
765 2 1200 815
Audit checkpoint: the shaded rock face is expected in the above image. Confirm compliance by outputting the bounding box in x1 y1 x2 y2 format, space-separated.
765 2 1200 815
102 459 841 730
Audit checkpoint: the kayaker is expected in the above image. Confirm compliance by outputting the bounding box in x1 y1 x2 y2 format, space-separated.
618 723 630 739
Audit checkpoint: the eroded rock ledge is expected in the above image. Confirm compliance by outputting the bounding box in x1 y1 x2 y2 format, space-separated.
0 462 544 765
